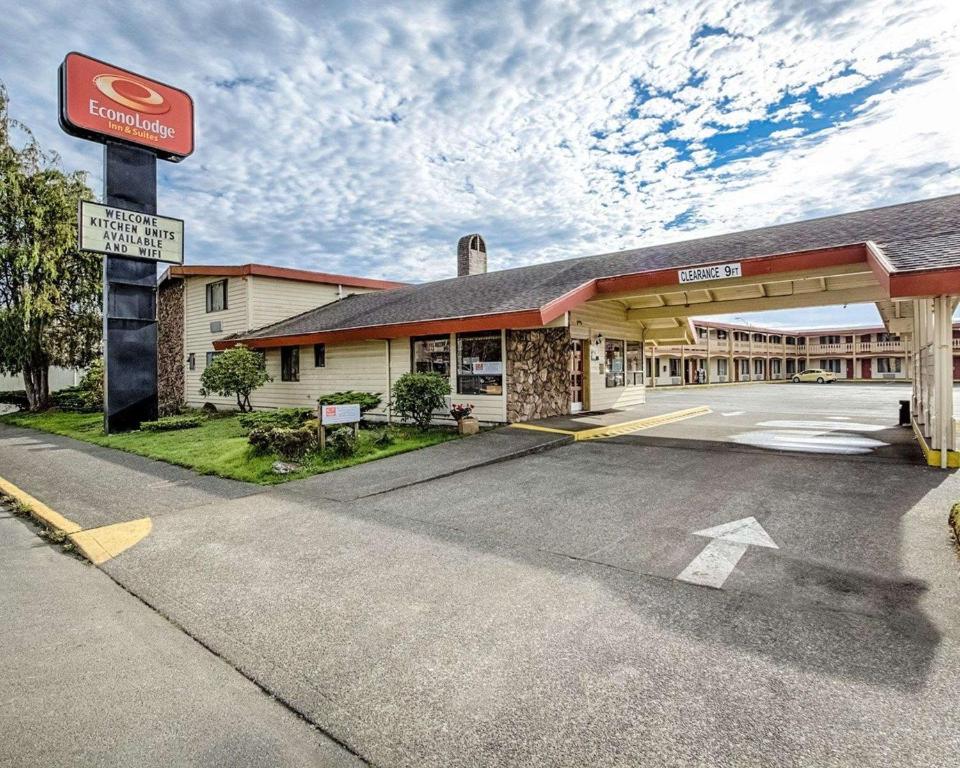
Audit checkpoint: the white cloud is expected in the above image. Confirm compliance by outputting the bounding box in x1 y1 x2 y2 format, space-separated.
2 0 959 316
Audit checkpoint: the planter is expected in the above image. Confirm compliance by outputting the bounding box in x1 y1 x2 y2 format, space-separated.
457 416 479 435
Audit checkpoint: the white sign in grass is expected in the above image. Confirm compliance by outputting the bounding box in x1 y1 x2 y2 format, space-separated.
321 403 361 425
678 262 741 284
79 200 184 264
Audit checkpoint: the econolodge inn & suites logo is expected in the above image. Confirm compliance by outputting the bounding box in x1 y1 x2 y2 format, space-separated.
60 52 194 160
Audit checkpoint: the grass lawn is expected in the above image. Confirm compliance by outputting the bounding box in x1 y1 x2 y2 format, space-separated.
0 410 459 484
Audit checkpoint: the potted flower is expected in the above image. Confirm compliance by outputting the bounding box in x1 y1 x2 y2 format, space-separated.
450 402 478 435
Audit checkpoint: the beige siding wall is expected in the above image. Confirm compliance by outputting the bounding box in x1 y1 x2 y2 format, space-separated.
570 303 646 411
184 275 382 408
251 341 392 414
230 332 509 424
184 275 249 408
248 277 375 330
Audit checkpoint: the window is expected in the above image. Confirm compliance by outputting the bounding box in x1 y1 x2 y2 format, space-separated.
669 358 681 377
187 353 196 371
717 358 728 376
877 357 902 373
412 335 451 377
604 338 625 387
625 340 642 385
457 332 503 395
410 336 450 378
205 280 228 313
281 346 300 382
717 329 728 340
314 344 326 368
819 359 842 373
205 351 221 367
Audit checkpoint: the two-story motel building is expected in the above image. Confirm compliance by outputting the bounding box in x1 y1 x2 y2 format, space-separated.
157 195 960 464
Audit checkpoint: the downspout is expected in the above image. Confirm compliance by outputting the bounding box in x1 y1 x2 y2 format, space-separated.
386 338 392 424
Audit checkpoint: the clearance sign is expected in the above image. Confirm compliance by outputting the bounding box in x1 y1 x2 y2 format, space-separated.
59 52 194 161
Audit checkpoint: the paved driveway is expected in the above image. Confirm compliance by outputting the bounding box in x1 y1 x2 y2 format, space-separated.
93 385 960 767
3 384 959 766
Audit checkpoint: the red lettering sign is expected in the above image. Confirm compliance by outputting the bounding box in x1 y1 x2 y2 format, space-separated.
60 52 194 161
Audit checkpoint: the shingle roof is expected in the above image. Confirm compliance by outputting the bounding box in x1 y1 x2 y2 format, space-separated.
235 193 960 341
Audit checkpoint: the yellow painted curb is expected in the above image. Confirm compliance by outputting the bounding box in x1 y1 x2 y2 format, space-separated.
0 474 152 563
574 406 712 440
912 418 960 469
508 423 578 436
0 476 82 535
510 406 712 441
69 518 153 565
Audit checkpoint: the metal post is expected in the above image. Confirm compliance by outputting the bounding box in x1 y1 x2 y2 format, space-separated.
102 143 159 433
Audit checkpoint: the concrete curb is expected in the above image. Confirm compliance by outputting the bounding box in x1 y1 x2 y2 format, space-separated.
0 474 151 565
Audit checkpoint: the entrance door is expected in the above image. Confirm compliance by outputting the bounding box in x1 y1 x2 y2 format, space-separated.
846 359 854 379
861 359 872 379
569 339 584 413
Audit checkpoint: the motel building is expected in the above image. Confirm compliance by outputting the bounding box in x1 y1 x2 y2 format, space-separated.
652 320 960 386
158 194 960 467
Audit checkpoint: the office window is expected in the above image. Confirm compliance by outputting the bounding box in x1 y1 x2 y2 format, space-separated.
205 351 222 367
314 344 326 368
281 346 300 382
187 353 196 371
877 357 902 373
604 338 625 388
205 280 228 313
457 332 503 395
412 335 450 377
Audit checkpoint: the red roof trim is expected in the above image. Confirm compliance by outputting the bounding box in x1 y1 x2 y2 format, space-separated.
213 309 545 350
167 263 407 291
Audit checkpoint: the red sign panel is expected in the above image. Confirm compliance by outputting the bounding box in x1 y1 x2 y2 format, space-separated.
59 52 194 161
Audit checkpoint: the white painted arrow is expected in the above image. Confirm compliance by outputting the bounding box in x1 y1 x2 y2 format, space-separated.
676 517 778 589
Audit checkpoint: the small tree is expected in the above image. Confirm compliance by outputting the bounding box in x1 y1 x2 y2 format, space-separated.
392 372 450 429
199 345 269 412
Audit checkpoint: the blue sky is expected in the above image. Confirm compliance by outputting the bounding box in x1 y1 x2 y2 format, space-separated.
5 1 960 329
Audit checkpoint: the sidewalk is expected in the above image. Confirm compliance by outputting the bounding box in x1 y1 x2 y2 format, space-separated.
0 507 363 768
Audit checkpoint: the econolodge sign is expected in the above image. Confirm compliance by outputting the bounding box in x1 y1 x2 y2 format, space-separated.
59 52 194 161
79 200 184 264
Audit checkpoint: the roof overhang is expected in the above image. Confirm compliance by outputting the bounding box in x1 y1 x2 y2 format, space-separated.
215 239 956 351
165 263 406 291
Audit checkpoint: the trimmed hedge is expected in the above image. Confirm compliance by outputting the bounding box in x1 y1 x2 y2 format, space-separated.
0 390 29 409
140 415 204 432
238 408 313 432
51 386 100 413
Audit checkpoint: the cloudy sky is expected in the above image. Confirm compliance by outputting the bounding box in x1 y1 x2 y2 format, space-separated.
6 0 960 328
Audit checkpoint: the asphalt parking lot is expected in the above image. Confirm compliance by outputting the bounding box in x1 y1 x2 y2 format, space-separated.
2 382 959 766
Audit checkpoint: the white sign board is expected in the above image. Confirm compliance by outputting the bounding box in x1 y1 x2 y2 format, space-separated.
79 200 184 264
471 361 503 375
321 403 361 425
678 262 742 284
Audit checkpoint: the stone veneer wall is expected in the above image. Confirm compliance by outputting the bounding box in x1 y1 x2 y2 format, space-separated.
506 328 570 422
157 278 185 415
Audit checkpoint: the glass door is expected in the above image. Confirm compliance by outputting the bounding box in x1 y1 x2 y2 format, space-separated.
569 339 584 413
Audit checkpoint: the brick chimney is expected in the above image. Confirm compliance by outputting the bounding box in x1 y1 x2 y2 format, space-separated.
457 234 487 277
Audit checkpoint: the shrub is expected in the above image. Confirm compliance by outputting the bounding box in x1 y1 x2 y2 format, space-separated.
238 408 313 432
51 386 99 412
199 345 270 412
140 415 204 432
371 428 394 448
392 372 450 430
317 391 382 415
247 424 317 460
0 390 29 409
268 426 316 460
79 358 104 406
326 426 357 457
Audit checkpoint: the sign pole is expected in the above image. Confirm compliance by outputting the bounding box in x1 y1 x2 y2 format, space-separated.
102 142 159 433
